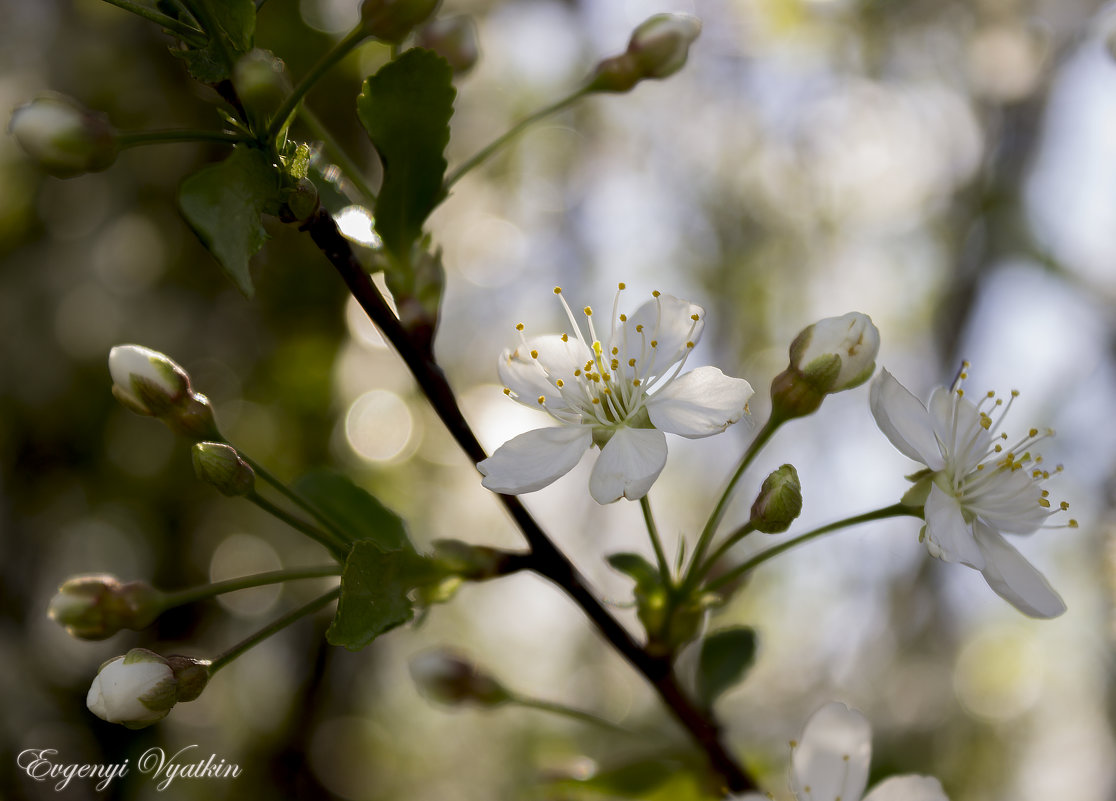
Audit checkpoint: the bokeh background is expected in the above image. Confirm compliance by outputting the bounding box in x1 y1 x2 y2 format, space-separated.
2 0 1115 799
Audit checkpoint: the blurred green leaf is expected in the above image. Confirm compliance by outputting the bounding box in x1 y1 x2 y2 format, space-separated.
357 48 455 259
164 0 256 82
293 469 412 551
328 541 418 650
178 146 279 296
607 553 661 588
696 626 758 708
547 754 716 800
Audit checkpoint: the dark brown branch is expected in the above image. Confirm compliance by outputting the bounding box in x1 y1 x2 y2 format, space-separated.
301 208 756 794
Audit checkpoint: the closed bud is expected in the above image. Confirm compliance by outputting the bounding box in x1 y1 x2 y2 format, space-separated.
361 0 441 44
770 312 879 420
192 442 255 497
233 49 290 129
749 464 802 534
48 575 164 640
164 655 211 702
9 94 118 178
86 649 178 729
415 16 479 74
587 13 701 93
431 539 509 580
409 650 510 707
281 177 319 223
108 345 222 440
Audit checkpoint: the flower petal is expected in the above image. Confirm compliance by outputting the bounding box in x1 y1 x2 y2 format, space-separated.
618 295 704 380
862 775 949 801
974 523 1066 618
924 483 985 569
928 386 989 472
498 335 589 412
589 427 667 503
870 370 945 470
791 702 871 801
645 366 754 438
965 468 1049 535
478 426 592 494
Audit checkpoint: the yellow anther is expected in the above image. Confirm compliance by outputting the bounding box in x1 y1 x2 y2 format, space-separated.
957 388 965 398
592 397 600 405
691 313 699 321
652 290 661 297
1033 470 1043 478
561 333 568 342
618 282 626 290
635 324 643 332
686 341 694 349
556 379 564 388
1060 501 1069 511
530 350 539 359
789 740 798 748
553 286 562 294
1029 428 1039 437
976 464 985 471
516 323 524 331
960 372 968 380
995 398 1003 406
592 341 603 355
503 387 511 395
1011 389 1020 397
611 359 619 369
987 390 995 398
979 413 991 429
633 379 641 386
603 387 611 395
537 395 545 404
590 374 600 382
1038 498 1050 508
603 373 611 381
628 358 636 367
962 360 971 367
650 340 658 348
611 346 618 355
574 369 582 377
843 755 849 762
1041 490 1050 497
1042 471 1050 479
583 306 593 316
1001 432 1008 439
994 444 1002 453
619 314 627 322
1069 519 1079 528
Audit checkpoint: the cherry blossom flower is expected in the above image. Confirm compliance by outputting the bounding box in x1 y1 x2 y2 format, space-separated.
734 702 948 801
478 285 753 504
870 364 1075 618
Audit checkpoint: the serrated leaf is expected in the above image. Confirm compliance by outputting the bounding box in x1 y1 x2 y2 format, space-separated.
179 147 279 296
357 49 455 258
293 469 412 551
327 541 418 650
163 0 256 83
696 627 758 709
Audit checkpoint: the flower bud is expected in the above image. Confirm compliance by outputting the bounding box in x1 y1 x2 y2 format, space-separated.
9 94 118 178
361 0 441 44
749 464 802 534
87 649 178 729
415 16 479 74
586 14 702 93
108 345 221 440
409 650 510 707
48 575 164 640
232 49 290 129
281 177 319 223
770 312 879 420
192 442 255 497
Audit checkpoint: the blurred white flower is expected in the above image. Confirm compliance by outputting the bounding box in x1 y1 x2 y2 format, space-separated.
870 365 1073 618
478 285 753 504
733 702 948 801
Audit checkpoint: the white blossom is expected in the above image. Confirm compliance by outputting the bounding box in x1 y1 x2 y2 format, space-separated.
870 365 1074 618
108 344 191 416
733 702 948 801
792 312 880 393
478 285 753 504
86 649 177 729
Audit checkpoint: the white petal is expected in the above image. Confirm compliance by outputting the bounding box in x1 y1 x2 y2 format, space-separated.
589 427 667 504
870 370 944 470
924 484 985 569
497 335 588 411
646 366 754 438
974 523 1066 619
928 386 989 471
619 295 704 378
478 426 592 494
964 468 1048 535
791 702 871 801
862 775 949 801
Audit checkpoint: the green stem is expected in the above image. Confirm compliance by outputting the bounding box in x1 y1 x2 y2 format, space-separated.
691 522 756 587
247 491 349 559
160 565 341 608
208 588 340 674
640 495 673 590
444 89 588 188
298 106 378 206
510 694 631 734
100 0 207 45
680 417 781 596
704 503 918 594
267 26 369 143
116 130 251 148
241 455 353 548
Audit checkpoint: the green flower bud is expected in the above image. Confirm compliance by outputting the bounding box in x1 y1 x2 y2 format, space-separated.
749 464 802 534
409 650 510 707
108 344 222 441
48 575 164 640
280 177 320 223
431 539 510 580
9 94 118 178
586 13 702 94
361 0 441 44
415 16 479 74
165 655 211 702
192 442 255 497
233 49 290 129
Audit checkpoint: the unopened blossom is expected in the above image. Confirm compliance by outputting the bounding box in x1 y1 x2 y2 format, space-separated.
478 285 753 504
9 94 117 177
587 14 702 93
733 702 948 801
87 649 178 729
108 344 220 440
870 365 1074 618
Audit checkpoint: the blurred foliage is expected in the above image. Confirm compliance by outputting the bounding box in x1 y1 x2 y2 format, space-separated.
2 1 1115 800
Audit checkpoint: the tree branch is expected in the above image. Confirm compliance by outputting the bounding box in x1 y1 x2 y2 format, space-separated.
299 208 756 794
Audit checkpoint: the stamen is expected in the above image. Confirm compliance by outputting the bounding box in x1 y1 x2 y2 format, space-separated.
515 323 524 331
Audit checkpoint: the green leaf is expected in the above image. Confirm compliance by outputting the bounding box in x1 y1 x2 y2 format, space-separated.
606 553 661 589
327 541 418 650
293 469 412 552
357 48 455 259
178 147 280 297
547 753 716 800
163 0 256 83
696 626 758 709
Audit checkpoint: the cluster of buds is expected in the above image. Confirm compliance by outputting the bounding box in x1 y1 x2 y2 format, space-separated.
9 94 118 178
86 649 209 729
48 575 164 640
770 312 880 421
108 345 220 440
587 14 702 94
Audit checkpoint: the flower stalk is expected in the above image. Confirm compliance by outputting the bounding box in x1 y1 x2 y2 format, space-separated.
208 589 340 674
